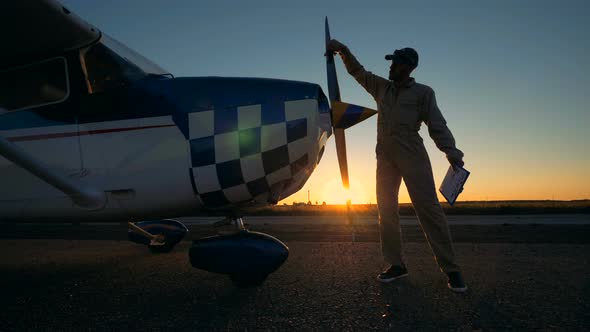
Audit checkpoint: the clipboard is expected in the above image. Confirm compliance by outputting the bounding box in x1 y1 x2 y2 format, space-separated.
439 165 470 206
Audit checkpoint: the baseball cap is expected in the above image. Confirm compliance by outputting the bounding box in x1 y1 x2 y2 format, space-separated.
385 48 419 67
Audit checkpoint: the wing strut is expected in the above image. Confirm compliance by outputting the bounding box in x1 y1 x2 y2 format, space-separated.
0 135 106 210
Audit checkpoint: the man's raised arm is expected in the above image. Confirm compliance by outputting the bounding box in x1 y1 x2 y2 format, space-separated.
327 39 389 102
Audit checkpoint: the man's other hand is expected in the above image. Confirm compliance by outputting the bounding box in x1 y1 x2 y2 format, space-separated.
447 151 464 171
326 39 347 54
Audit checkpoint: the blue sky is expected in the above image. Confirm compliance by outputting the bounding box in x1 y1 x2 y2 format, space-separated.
62 0 590 203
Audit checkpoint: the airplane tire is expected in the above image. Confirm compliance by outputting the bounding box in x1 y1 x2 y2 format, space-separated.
229 274 268 288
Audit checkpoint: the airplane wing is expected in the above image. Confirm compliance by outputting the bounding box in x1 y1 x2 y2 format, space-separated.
0 0 100 68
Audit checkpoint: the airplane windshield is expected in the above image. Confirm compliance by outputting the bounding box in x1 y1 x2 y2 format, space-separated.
83 34 170 93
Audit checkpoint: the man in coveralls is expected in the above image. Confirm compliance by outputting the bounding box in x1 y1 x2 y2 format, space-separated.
327 40 467 292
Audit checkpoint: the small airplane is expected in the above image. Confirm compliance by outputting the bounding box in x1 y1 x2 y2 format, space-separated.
0 0 376 286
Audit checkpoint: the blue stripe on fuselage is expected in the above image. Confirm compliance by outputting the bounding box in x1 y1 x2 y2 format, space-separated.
156 77 324 139
0 78 175 131
165 77 322 113
0 111 73 130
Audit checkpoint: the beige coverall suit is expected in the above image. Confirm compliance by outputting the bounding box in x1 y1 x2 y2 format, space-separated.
340 49 463 273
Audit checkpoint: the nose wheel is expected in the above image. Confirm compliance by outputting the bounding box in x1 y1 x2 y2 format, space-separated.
190 216 289 288
221 217 269 287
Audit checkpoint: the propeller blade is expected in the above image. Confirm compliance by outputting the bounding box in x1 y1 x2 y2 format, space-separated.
325 17 348 188
325 17 341 103
333 128 349 189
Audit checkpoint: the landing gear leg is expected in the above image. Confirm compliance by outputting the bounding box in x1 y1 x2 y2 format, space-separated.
128 222 167 247
213 216 246 234
127 220 188 253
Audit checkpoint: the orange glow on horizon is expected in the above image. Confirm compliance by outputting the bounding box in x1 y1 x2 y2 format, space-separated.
279 137 590 206
280 166 590 205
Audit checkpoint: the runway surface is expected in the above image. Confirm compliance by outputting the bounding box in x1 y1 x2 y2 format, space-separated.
178 214 590 225
1 215 590 330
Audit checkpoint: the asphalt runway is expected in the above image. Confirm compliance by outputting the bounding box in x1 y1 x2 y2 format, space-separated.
1 215 590 330
178 214 590 225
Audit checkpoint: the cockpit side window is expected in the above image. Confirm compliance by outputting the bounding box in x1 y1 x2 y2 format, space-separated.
0 57 69 112
83 42 145 93
82 34 170 94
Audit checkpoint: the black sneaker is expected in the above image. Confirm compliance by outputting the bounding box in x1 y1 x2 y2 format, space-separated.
377 265 408 283
447 271 468 293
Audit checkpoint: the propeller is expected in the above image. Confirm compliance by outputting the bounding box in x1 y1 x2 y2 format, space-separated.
325 17 349 189
325 17 377 189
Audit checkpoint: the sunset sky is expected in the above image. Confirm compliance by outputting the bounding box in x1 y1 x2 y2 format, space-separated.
63 0 589 204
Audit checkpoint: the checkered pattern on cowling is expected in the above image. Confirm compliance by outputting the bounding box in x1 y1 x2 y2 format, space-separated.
188 100 315 207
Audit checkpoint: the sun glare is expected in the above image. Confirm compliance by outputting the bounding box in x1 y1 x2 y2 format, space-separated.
321 178 369 205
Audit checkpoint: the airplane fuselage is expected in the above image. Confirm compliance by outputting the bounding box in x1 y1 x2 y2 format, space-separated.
0 36 331 222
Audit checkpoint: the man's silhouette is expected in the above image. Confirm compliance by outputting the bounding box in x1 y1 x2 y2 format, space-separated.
327 40 467 292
